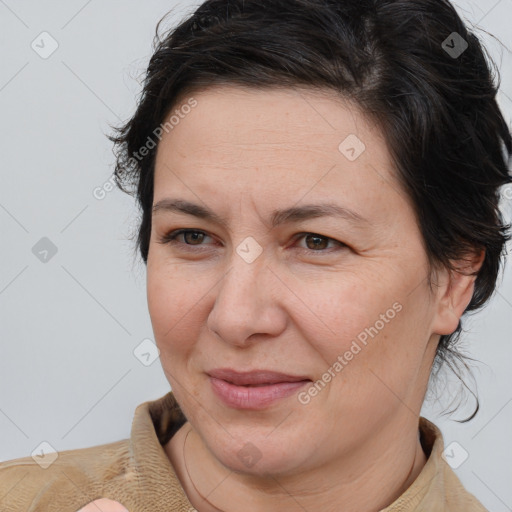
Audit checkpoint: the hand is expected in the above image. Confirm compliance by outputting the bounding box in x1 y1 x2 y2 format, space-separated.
77 498 129 512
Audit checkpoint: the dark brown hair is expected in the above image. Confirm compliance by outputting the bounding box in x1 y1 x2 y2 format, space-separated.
108 0 512 421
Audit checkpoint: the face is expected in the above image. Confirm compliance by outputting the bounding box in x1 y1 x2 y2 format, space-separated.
147 85 444 477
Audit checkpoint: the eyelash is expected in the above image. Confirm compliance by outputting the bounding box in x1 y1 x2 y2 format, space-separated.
157 229 347 255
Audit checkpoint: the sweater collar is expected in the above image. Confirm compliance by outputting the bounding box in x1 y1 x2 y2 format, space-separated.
130 391 192 511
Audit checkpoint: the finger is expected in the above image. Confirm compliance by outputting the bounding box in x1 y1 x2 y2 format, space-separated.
76 498 130 512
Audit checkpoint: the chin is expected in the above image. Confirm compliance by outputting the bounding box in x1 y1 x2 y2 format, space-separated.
207 432 306 478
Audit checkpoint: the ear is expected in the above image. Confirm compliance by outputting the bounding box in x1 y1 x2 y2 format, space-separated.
431 249 485 336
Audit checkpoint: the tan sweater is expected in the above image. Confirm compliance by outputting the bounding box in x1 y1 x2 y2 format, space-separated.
0 391 488 512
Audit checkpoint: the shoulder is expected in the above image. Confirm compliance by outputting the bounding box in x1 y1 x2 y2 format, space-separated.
0 439 131 512
442 465 489 511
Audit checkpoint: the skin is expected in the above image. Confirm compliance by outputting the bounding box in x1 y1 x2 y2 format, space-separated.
145 85 483 512
78 499 129 512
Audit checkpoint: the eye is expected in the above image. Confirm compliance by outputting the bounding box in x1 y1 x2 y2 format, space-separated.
158 229 215 250
293 232 347 254
158 229 347 254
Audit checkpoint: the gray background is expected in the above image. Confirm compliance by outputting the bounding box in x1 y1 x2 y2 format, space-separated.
0 0 511 510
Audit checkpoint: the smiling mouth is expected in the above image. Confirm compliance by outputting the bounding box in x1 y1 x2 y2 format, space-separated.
209 376 312 410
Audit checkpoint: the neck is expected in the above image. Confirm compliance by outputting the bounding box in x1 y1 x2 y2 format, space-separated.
165 415 428 512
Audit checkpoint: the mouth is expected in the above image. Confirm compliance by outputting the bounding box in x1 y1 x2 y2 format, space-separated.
207 368 311 386
237 383 285 387
207 368 312 409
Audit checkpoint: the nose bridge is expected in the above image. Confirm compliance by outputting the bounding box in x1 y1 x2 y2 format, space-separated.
207 244 284 345
217 245 268 318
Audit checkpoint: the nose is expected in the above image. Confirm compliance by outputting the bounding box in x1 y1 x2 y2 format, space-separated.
206 252 287 348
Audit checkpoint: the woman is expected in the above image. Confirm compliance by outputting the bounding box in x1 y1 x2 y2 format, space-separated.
1 0 510 511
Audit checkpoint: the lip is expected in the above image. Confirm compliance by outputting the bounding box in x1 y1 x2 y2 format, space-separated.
207 368 311 410
207 368 310 386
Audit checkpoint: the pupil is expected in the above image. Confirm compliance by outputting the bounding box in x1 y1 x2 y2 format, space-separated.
186 232 203 244
307 235 327 250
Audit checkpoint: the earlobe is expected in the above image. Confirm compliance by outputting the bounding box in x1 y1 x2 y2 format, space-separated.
431 250 485 336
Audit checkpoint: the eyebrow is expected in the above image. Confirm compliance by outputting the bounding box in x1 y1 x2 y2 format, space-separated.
152 198 369 229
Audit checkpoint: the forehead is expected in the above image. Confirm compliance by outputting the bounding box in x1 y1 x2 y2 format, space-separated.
158 85 380 155
153 85 405 218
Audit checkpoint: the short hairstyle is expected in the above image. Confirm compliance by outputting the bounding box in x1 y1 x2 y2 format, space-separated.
109 0 512 421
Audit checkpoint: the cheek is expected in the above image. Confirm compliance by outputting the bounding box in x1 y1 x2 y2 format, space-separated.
289 273 396 354
147 262 202 349
290 270 429 397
